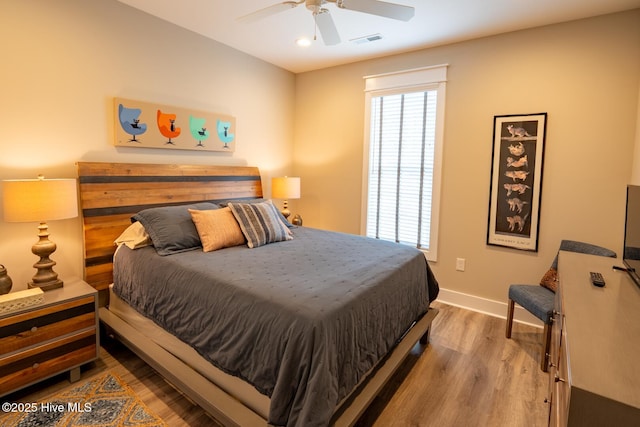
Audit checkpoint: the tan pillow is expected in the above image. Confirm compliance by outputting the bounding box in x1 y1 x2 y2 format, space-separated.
189 207 245 252
540 267 558 292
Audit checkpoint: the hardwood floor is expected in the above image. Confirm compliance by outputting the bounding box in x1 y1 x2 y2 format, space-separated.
1 302 549 426
356 302 549 427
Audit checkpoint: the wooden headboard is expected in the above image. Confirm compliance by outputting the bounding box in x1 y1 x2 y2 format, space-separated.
77 162 263 291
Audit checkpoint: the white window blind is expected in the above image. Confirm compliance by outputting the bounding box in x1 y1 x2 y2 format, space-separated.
362 65 446 261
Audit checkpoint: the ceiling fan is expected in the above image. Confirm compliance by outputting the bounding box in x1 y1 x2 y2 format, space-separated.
238 0 415 46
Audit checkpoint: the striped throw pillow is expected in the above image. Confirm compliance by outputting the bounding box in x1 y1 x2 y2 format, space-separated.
228 200 293 248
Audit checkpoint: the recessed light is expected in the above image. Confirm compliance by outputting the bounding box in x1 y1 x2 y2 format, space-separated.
296 37 311 47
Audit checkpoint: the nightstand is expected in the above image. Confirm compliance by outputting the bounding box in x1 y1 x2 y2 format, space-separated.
0 278 99 397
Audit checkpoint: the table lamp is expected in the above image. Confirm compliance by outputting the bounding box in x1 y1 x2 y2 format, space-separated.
271 176 300 220
2 176 78 291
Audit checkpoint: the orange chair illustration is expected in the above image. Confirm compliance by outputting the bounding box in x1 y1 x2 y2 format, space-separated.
157 110 181 144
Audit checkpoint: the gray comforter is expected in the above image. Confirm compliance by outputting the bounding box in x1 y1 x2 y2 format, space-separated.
113 227 439 426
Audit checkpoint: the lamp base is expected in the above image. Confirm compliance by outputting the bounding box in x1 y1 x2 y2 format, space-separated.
292 214 303 226
28 222 64 292
281 200 291 219
28 278 63 292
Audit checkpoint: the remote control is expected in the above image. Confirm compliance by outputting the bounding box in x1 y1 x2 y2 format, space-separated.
590 271 605 287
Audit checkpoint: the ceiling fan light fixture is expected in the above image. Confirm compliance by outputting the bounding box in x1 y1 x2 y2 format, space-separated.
296 37 312 47
240 0 415 46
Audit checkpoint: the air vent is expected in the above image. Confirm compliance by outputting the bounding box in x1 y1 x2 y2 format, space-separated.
350 33 383 45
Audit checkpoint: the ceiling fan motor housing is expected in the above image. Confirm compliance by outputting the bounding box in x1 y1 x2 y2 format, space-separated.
306 0 325 13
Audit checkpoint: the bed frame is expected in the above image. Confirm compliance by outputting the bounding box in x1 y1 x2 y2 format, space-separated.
77 161 438 426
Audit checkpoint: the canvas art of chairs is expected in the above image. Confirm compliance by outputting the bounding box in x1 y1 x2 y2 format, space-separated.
117 102 234 150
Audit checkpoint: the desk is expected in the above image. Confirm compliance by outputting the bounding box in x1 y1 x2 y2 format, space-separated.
548 251 640 426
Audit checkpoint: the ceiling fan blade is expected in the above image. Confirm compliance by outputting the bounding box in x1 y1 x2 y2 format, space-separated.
315 10 341 45
237 1 301 23
339 0 415 21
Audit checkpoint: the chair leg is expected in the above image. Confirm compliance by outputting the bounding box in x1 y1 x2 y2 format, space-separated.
541 322 552 372
506 299 515 338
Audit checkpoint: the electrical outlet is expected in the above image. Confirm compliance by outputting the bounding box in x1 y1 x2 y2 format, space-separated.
456 258 466 271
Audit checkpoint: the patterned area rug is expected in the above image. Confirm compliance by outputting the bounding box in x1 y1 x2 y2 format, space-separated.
0 372 167 427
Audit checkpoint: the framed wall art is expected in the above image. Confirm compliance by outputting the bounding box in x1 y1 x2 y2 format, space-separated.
114 97 236 152
487 113 547 251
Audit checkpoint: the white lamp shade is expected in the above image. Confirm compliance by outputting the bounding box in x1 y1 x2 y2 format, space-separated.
272 176 300 199
3 178 78 223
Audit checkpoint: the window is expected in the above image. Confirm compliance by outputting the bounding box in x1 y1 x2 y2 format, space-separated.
361 65 447 261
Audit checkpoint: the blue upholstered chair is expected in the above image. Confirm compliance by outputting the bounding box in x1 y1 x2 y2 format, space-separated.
505 240 616 372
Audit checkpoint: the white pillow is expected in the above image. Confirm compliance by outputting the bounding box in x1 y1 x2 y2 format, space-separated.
114 221 152 249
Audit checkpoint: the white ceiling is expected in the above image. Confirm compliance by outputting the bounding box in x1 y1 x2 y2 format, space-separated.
117 0 640 73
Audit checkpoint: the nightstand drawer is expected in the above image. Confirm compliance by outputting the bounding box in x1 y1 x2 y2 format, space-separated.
0 279 99 397
0 329 97 394
0 296 95 354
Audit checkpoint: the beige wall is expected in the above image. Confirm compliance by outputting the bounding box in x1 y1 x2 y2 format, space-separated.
294 10 640 302
631 83 640 184
0 0 296 289
2 2 638 306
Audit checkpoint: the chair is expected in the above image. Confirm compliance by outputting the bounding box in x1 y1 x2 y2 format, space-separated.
118 104 147 142
505 240 616 372
216 119 234 148
157 110 181 144
189 115 210 147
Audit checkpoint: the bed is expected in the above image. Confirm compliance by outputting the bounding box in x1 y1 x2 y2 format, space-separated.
77 162 439 427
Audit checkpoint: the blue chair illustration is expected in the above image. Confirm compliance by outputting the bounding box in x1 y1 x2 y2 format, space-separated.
189 116 210 147
217 119 234 148
118 104 147 142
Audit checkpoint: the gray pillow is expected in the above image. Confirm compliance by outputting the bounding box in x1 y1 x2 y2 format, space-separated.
228 201 292 248
132 202 219 255
217 198 295 228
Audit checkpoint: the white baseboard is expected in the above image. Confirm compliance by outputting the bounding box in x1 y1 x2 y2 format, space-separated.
436 287 543 329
